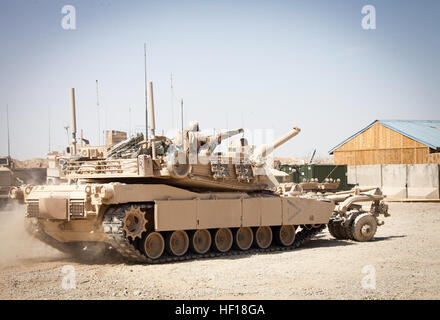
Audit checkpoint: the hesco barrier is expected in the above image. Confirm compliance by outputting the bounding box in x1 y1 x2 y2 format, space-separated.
347 164 440 199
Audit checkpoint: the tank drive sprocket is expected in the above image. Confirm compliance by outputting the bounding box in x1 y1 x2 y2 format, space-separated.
121 205 148 240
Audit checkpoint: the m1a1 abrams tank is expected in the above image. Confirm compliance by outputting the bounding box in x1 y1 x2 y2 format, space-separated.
0 156 16 209
10 83 390 263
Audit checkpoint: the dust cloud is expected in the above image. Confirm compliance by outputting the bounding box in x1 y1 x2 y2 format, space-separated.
0 202 63 268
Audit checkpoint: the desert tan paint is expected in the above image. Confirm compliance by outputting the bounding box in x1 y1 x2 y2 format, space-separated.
21 183 334 243
154 195 334 231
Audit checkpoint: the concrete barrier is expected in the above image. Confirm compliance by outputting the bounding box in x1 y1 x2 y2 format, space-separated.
348 164 439 199
381 164 407 198
407 164 439 199
352 165 382 188
347 166 357 185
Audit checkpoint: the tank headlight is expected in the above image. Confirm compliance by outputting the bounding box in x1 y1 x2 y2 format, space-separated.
100 186 114 200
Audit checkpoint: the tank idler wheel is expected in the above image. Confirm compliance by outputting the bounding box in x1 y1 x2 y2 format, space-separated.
351 214 377 242
211 228 233 253
166 230 190 256
233 227 253 251
190 229 212 254
275 225 296 246
140 232 165 260
254 226 273 249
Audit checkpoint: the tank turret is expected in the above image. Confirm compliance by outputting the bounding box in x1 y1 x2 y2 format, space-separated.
56 83 302 192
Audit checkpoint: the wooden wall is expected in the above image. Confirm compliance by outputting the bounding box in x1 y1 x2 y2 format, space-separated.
333 122 440 165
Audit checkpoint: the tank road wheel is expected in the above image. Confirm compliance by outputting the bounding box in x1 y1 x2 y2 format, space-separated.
212 228 233 253
190 229 212 254
351 213 377 242
122 205 148 241
234 227 253 251
254 226 273 249
275 225 296 246
140 232 165 260
166 230 190 256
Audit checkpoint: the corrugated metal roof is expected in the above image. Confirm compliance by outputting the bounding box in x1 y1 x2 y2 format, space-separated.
329 120 440 154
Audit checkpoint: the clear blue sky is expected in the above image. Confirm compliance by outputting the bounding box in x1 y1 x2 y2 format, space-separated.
1 0 439 160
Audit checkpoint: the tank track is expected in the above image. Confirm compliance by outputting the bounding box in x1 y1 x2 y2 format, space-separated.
102 205 327 264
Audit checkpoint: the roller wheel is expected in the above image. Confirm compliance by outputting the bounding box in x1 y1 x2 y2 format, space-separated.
190 229 212 254
254 226 273 249
211 228 233 253
328 220 348 240
233 227 253 251
166 230 189 256
351 213 377 242
140 231 165 260
274 225 296 246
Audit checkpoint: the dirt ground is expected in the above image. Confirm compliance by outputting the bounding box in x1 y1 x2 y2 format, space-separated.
0 202 439 300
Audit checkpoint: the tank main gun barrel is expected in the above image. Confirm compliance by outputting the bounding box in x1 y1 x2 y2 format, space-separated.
252 127 301 163
200 128 244 154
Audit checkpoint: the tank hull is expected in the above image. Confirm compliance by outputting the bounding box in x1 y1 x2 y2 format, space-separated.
23 183 333 242
18 183 335 262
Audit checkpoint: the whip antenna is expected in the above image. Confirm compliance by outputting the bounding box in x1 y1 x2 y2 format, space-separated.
144 43 149 140
6 104 10 157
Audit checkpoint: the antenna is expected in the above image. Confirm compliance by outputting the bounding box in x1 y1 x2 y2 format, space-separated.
180 98 184 147
170 73 174 128
48 106 51 152
69 88 77 155
6 104 10 157
64 126 70 146
128 106 132 137
144 42 149 140
96 80 101 145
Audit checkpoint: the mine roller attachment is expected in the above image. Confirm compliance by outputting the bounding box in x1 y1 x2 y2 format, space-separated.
351 213 377 242
326 187 389 242
122 205 148 240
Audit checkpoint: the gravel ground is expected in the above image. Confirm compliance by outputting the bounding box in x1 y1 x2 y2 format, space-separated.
0 202 439 300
